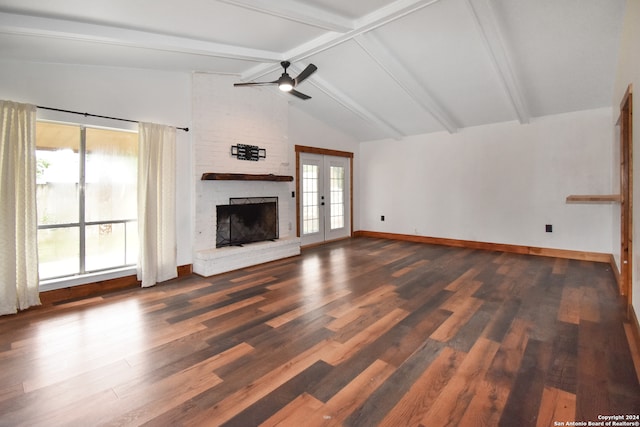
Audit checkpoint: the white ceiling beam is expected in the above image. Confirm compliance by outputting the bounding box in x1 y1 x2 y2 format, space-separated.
292 0 446 61
289 62 405 140
218 0 354 33
464 0 530 124
238 1 448 139
241 0 445 81
0 12 281 63
355 32 460 133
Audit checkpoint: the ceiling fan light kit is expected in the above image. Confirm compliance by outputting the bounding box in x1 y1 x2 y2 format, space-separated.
234 61 317 100
278 79 293 92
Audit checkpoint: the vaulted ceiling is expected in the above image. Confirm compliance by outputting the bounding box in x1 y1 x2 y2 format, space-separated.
0 0 626 141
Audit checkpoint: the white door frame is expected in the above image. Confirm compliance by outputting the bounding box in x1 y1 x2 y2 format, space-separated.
295 145 353 246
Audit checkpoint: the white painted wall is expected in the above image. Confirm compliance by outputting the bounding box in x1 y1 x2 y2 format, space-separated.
0 61 360 286
359 108 615 254
613 0 640 315
192 73 362 253
0 60 193 285
0 58 621 295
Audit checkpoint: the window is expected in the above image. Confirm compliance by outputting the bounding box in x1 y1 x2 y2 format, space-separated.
36 121 138 281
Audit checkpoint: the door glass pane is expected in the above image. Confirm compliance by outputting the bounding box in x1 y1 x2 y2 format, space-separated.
38 227 80 279
302 164 319 234
36 122 80 225
330 165 345 230
85 127 138 222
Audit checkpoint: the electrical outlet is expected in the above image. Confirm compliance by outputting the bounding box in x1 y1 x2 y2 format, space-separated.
381 215 385 221
545 224 553 233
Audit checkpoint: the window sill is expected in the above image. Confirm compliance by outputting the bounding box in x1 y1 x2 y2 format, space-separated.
39 267 137 292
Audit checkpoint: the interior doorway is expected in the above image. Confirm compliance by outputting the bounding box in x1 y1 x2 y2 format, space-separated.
619 84 633 317
295 146 353 247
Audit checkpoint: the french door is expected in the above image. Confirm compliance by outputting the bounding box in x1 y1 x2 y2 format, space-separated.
299 152 351 246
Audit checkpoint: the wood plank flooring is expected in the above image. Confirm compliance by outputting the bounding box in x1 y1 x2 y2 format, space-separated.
0 237 638 426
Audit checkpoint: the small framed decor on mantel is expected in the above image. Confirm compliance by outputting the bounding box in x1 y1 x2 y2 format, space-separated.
231 144 266 161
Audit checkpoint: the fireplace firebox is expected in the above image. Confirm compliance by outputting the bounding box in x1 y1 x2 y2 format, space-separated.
216 197 278 247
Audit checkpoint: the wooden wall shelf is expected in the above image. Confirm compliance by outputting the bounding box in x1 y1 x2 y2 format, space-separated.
566 194 621 203
201 173 293 182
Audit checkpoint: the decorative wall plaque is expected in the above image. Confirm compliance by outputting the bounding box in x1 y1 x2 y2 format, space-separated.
231 144 266 161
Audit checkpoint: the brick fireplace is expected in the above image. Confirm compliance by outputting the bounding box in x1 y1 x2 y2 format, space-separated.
192 72 300 277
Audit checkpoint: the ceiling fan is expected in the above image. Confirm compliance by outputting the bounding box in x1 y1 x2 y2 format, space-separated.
234 61 317 100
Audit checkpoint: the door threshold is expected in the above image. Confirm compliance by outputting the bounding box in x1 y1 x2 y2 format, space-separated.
301 236 352 250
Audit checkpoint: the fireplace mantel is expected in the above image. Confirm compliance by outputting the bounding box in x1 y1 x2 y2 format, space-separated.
201 173 293 182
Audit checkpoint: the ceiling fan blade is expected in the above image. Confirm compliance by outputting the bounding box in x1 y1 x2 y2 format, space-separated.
289 89 311 100
233 81 277 87
294 64 317 86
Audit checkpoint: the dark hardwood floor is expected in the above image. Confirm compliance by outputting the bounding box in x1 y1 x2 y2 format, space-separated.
0 237 638 426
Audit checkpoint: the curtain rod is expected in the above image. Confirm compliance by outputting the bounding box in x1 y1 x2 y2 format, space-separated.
36 105 189 132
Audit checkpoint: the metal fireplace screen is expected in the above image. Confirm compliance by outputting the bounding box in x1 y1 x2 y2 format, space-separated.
216 197 278 248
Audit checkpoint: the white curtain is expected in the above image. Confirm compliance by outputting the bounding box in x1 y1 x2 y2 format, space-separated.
137 122 177 287
0 100 41 315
